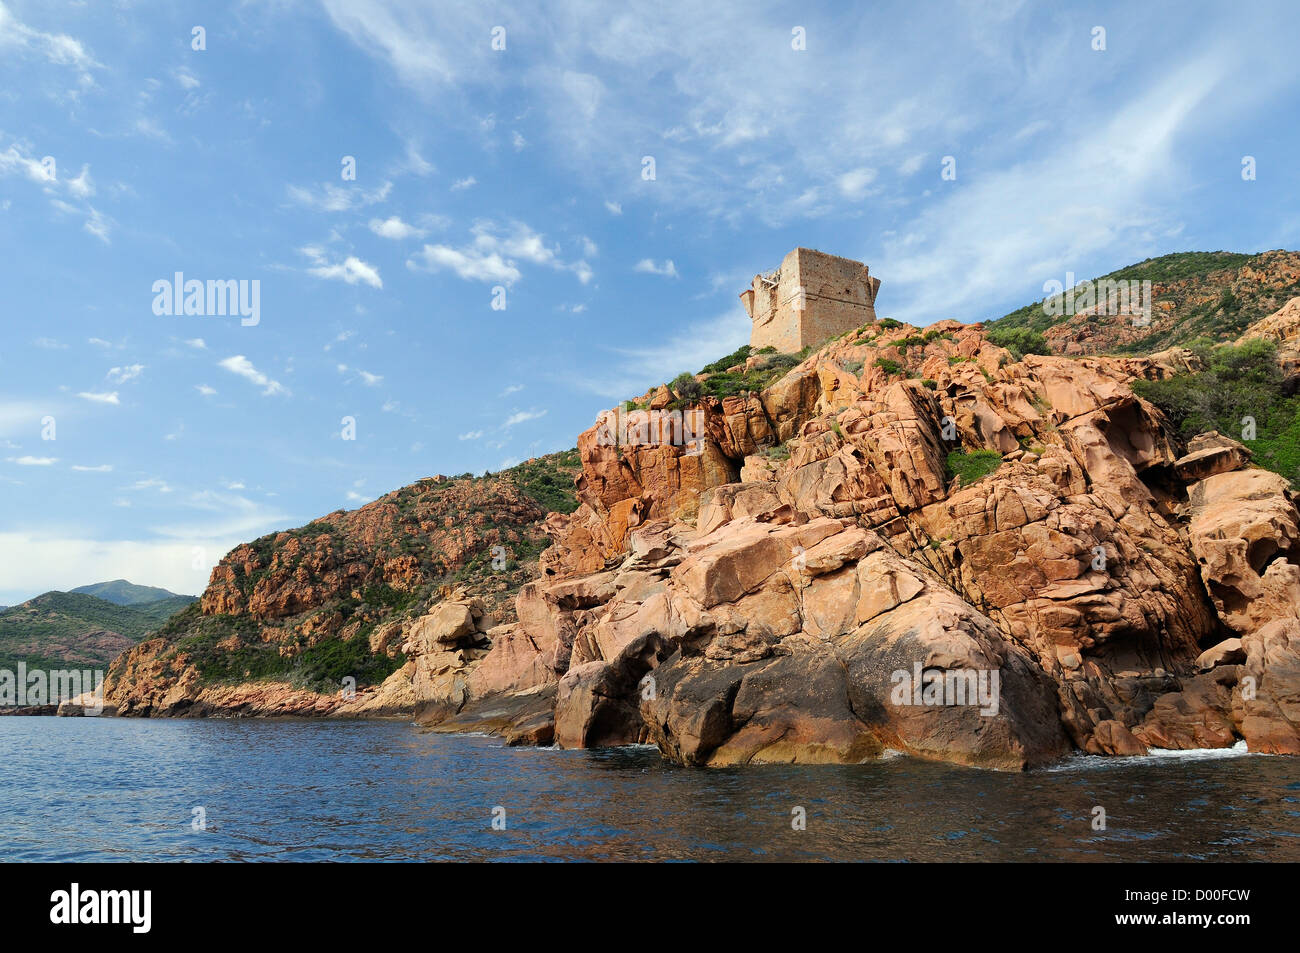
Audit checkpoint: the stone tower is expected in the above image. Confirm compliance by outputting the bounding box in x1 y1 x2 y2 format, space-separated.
740 248 881 353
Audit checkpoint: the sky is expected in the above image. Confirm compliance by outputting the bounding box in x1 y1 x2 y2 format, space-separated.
1 0 1298 604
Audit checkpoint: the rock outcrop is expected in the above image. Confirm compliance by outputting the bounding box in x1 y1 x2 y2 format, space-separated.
417 305 1300 768
97 274 1300 772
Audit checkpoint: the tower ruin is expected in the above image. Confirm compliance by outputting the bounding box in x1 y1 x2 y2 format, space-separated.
740 248 881 353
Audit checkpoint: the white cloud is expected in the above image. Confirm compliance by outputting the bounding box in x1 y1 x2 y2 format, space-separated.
898 153 926 176
185 338 207 349
337 364 384 386
129 478 172 493
83 207 110 243
77 391 119 405
174 67 200 90
458 430 483 440
195 384 216 396
409 220 591 285
511 130 527 150
218 355 287 396
8 455 56 466
106 363 145 384
369 215 426 240
71 464 112 472
0 2 99 79
635 258 678 278
451 176 476 191
132 117 172 143
66 164 93 198
401 140 434 176
301 245 383 289
502 409 546 428
408 243 521 285
877 50 1243 323
288 180 392 212
604 200 622 215
499 383 524 396
837 166 877 200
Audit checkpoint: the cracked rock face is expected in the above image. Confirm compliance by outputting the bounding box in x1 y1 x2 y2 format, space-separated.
104 298 1300 769
422 308 1300 769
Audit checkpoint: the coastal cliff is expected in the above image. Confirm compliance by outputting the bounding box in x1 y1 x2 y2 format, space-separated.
95 253 1300 770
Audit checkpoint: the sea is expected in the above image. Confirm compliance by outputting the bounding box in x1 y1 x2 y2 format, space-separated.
3 717 1298 862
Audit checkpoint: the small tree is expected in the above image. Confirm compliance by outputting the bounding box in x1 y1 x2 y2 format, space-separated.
671 372 704 402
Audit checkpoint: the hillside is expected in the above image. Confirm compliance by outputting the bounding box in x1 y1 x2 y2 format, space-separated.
70 580 194 606
104 451 582 710
0 591 196 670
986 249 1300 355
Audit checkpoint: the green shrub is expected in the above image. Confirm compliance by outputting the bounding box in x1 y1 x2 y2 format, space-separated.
671 371 704 402
875 357 905 375
701 345 752 375
986 325 1051 359
1132 338 1300 487
945 449 1003 484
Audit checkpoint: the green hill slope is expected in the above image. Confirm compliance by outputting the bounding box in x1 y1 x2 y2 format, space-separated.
70 579 194 605
0 591 197 671
986 249 1300 355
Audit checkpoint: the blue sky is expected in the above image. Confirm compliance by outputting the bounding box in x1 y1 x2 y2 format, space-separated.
1 0 1298 603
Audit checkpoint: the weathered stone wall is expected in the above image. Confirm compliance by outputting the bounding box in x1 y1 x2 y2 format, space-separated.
743 248 880 353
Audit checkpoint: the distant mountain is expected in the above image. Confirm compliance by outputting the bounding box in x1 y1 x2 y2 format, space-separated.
70 579 195 606
0 590 197 671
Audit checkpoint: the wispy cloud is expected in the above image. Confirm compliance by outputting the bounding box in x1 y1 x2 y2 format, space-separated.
301 245 383 289
288 179 392 212
407 220 590 285
635 258 678 278
106 364 145 384
502 409 546 428
368 215 426 240
218 355 287 396
77 391 119 405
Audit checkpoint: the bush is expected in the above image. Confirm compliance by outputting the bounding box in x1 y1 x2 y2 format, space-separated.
1132 338 1300 487
945 450 1003 485
875 357 905 376
701 345 752 375
671 371 704 402
986 325 1051 359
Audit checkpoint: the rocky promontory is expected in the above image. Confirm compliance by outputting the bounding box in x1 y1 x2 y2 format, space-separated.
94 263 1300 771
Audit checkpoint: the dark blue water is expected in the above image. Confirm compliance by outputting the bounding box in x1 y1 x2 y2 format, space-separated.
3 718 1298 861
